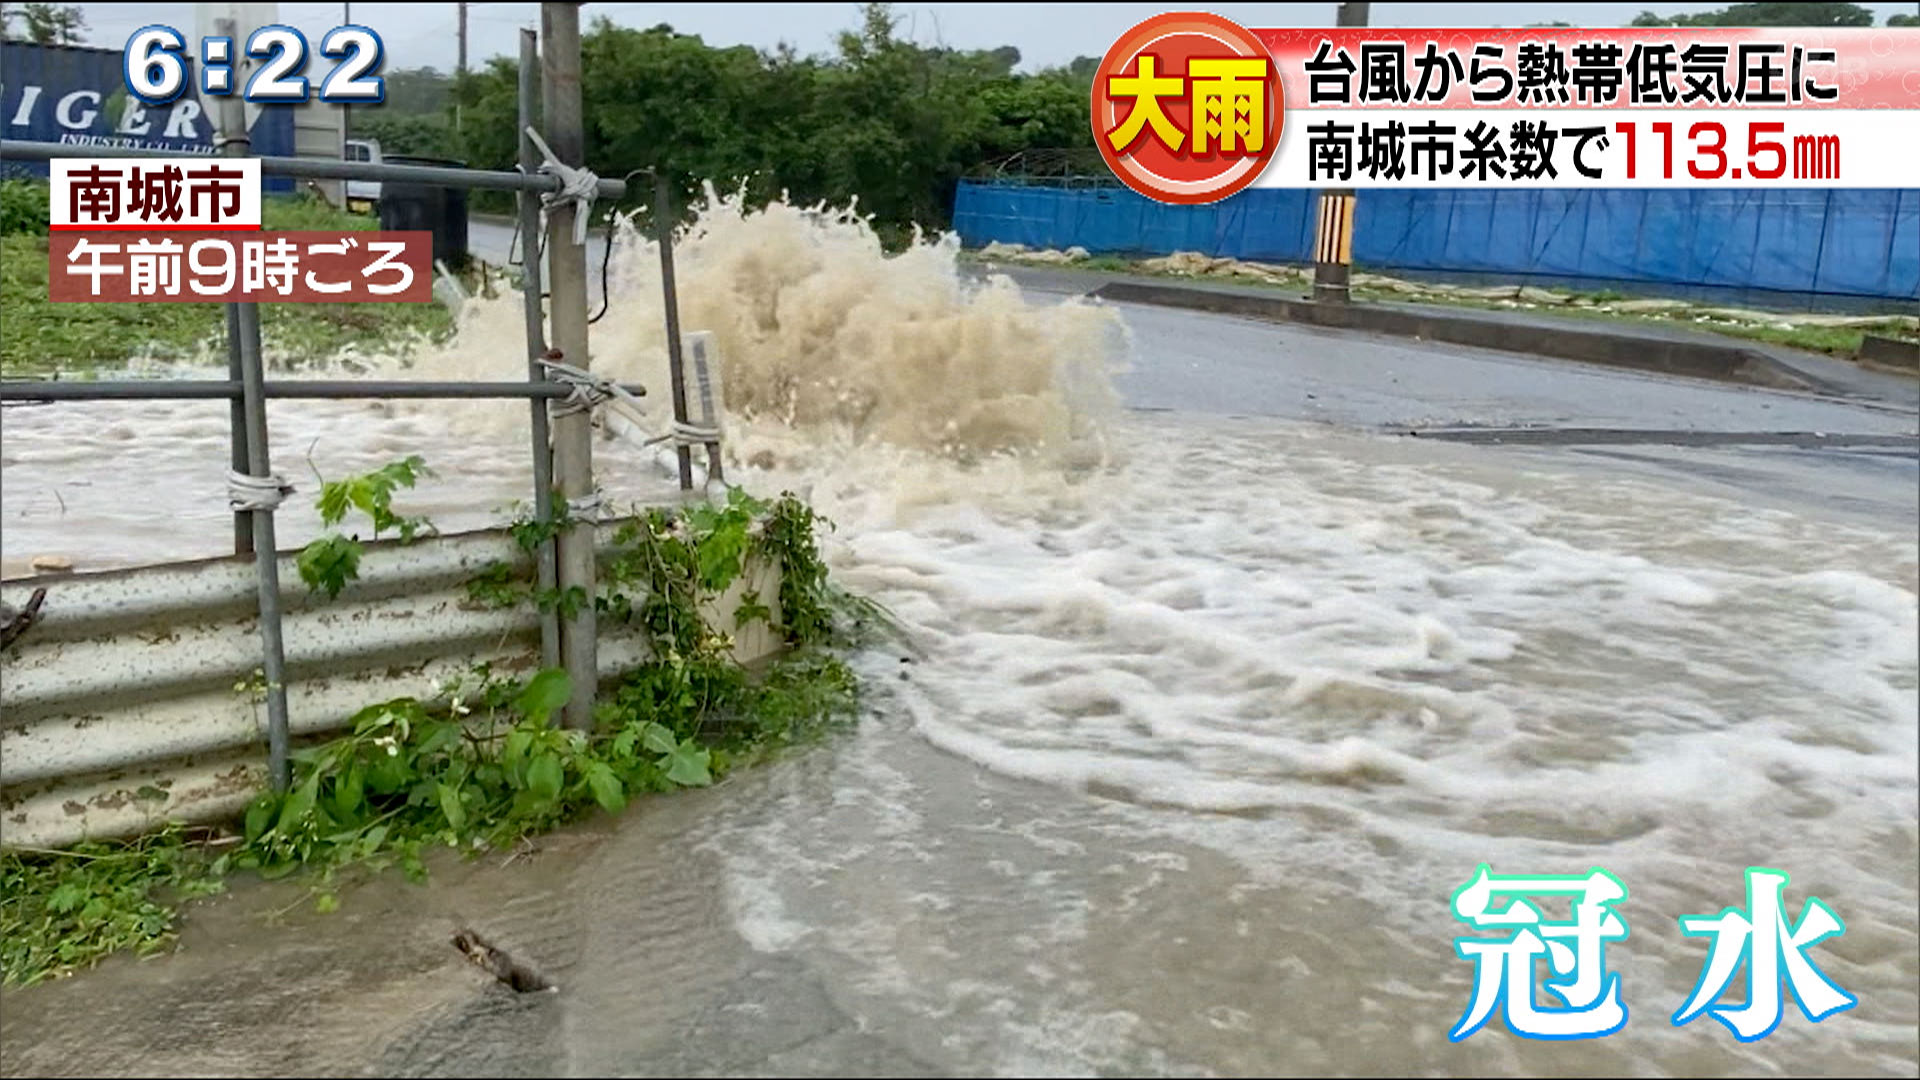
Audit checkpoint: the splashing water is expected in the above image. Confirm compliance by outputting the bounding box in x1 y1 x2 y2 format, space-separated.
406 186 1127 475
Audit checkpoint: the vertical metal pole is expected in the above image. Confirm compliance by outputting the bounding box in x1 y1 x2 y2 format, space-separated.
218 15 252 556
214 33 292 791
236 303 292 793
518 27 561 672
342 3 352 149
1314 2 1368 307
456 1 469 131
654 173 696 492
542 2 598 730
223 305 251 554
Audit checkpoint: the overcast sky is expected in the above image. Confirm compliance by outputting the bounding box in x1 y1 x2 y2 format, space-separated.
63 2 1920 74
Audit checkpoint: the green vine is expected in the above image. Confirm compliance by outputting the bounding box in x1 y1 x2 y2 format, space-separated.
2 483 884 988
296 455 436 600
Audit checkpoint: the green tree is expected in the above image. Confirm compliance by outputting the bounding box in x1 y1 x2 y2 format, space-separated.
6 2 85 44
1631 2 1876 26
1888 13 1919 27
440 2 1093 234
380 67 454 115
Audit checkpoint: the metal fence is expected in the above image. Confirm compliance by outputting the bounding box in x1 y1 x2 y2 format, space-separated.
0 527 781 849
0 12 714 812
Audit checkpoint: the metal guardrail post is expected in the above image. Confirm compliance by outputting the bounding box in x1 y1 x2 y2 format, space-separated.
655 173 696 493
217 17 252 558
210 35 292 791
518 27 561 672
234 303 293 793
222 304 252 556
542 1 599 730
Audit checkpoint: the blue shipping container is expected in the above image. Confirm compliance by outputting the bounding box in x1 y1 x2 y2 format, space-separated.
1 41 294 191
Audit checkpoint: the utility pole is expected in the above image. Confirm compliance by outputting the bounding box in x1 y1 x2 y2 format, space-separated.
456 1 469 131
1314 2 1368 306
342 3 351 148
541 2 599 730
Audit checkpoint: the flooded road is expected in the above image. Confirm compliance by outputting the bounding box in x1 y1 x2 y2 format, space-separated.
2 202 1915 1076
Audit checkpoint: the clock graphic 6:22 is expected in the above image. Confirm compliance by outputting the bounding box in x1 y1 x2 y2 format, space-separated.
123 24 386 106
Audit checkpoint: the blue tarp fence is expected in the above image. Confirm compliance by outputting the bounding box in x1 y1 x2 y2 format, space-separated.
953 181 1920 301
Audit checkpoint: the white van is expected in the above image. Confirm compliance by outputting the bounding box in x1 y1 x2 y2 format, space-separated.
344 138 383 213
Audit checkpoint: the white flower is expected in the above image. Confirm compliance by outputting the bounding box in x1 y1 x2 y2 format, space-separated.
451 696 471 717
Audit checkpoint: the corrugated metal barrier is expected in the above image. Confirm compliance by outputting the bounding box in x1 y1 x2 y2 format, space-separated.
0 529 781 849
952 181 1920 301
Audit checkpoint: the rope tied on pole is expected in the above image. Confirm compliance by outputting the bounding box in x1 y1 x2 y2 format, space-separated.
538 358 717 450
540 358 644 418
523 125 600 247
226 470 293 513
664 419 721 448
565 491 603 520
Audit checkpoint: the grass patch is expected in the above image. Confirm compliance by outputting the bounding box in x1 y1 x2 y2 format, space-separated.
1 828 229 989
0 481 883 989
1348 285 1885 358
963 245 1912 360
0 185 455 377
1681 320 1871 357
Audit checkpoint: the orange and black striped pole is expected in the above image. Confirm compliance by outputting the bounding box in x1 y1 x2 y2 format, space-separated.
1313 189 1356 305
1315 3 1368 306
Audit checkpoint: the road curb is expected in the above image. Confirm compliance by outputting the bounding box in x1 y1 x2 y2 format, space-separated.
1859 334 1920 373
1089 281 1821 394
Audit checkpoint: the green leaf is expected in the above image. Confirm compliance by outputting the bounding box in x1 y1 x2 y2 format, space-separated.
276 771 322 834
527 753 563 802
503 727 533 783
244 797 278 844
297 534 363 600
662 742 712 788
332 763 365 818
585 762 626 814
315 892 340 914
416 722 459 756
639 721 677 755
436 782 467 832
515 669 572 724
611 726 640 760
366 751 410 794
46 882 87 915
316 481 352 528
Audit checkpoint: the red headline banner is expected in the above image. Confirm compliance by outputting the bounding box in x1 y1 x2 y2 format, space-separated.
49 231 434 303
1249 27 1914 110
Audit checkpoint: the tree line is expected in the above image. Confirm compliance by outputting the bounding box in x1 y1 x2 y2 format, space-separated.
355 4 1098 235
